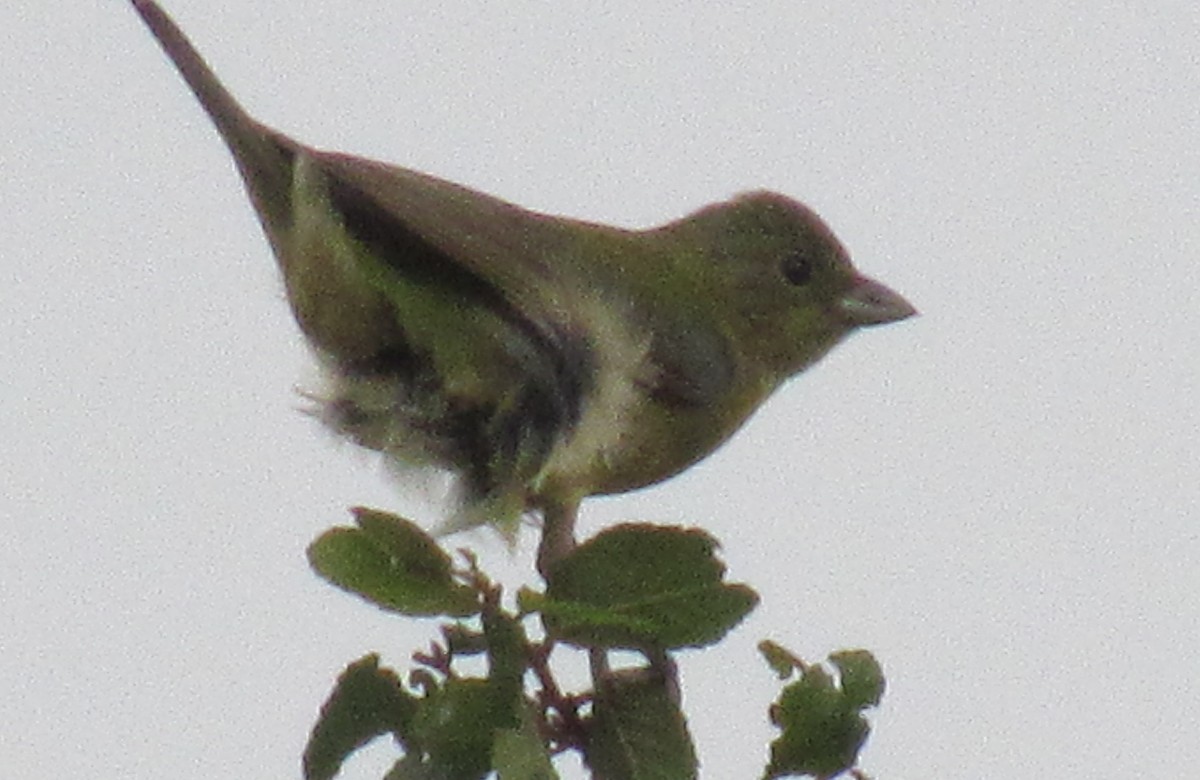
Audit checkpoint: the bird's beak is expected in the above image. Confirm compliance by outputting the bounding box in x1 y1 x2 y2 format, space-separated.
838 275 918 326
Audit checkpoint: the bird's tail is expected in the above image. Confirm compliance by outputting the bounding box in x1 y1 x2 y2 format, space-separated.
132 0 296 238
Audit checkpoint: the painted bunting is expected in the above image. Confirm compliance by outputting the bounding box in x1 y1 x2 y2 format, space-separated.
132 0 915 572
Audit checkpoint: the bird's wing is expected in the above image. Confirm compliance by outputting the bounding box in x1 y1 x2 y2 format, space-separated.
315 151 592 334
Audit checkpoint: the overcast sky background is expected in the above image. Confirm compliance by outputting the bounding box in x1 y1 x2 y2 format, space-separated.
4 1 1198 778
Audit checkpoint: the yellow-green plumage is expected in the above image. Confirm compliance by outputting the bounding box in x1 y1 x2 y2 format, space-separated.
132 0 915 571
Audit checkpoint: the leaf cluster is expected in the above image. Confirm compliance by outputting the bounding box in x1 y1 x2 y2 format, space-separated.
303 508 884 779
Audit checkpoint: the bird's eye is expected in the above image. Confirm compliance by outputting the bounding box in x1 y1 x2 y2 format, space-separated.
781 251 813 286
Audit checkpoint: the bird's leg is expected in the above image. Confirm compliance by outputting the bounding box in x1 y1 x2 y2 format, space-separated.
588 646 611 683
536 498 579 579
647 647 681 707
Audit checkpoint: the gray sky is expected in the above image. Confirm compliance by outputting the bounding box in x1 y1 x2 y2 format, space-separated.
4 1 1198 778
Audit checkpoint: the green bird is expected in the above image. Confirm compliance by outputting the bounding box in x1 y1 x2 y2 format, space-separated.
132 0 915 573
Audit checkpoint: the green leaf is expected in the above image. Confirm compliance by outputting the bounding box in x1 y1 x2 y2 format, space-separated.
829 650 885 709
493 704 559 780
585 670 698 780
409 678 506 780
308 508 478 617
515 586 544 615
540 523 758 649
383 753 443 780
764 650 886 779
400 607 529 780
759 640 803 680
303 654 416 780
443 623 489 656
482 609 527 721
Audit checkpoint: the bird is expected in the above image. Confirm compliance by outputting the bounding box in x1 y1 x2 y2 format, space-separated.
131 0 916 575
